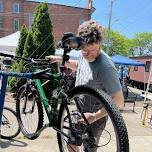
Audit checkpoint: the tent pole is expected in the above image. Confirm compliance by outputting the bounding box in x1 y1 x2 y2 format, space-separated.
144 66 152 103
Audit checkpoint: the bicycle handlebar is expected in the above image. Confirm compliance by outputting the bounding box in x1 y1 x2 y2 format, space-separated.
0 52 49 64
0 32 82 67
0 52 31 62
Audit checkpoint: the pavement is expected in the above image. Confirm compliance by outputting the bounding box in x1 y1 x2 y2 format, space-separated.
1 88 152 152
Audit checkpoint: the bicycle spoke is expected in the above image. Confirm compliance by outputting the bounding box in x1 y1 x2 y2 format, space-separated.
1 107 20 139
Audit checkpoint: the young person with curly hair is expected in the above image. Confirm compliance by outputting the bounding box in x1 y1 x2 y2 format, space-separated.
46 20 124 152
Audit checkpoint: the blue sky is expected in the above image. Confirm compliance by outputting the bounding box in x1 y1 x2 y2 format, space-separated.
31 0 152 38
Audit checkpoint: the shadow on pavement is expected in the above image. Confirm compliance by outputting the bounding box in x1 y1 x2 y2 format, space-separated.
121 109 138 114
0 138 28 149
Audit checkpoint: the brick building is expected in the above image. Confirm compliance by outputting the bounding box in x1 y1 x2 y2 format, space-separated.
0 0 93 42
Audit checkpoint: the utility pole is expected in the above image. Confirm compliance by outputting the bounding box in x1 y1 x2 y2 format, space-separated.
87 0 93 9
107 0 116 55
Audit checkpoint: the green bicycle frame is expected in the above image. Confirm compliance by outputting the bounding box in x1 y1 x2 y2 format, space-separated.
35 73 62 123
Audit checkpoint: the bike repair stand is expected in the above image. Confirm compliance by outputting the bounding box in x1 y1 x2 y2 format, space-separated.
142 103 152 126
142 103 149 126
0 74 8 138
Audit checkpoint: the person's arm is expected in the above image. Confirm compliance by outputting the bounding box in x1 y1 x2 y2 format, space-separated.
100 66 124 107
85 90 124 124
80 65 125 124
80 109 107 124
111 90 124 109
46 55 77 70
92 90 124 122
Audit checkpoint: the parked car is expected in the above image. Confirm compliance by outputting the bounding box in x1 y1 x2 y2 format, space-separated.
1 57 12 71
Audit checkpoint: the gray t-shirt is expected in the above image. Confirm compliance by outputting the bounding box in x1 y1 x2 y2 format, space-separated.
75 51 122 112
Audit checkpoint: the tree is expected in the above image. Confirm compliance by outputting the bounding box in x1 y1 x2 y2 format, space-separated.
15 25 28 57
31 2 56 58
19 32 35 73
8 3 57 93
8 25 28 92
11 25 28 71
103 29 130 56
23 32 35 58
130 32 152 56
29 3 58 96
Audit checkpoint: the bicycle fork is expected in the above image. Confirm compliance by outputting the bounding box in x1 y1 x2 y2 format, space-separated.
22 83 37 114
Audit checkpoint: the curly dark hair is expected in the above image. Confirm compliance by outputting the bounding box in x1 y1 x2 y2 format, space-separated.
77 20 105 45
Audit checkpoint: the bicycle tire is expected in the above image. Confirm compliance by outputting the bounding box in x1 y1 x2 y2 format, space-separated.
1 107 20 139
16 84 44 139
57 85 129 152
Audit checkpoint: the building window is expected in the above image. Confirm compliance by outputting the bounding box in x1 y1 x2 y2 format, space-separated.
79 19 85 25
13 19 19 31
29 13 34 28
134 66 138 71
0 17 4 28
13 3 20 13
145 61 151 72
0 1 4 12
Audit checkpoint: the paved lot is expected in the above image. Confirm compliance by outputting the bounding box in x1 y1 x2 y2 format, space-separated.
1 88 152 152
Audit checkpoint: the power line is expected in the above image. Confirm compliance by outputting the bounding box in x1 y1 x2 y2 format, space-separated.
73 0 83 7
113 4 152 38
0 1 90 59
118 0 152 23
0 12 92 19
107 0 152 39
123 6 152 29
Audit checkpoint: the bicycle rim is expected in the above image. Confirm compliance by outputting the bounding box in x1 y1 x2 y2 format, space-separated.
57 85 129 152
16 85 44 137
1 107 20 139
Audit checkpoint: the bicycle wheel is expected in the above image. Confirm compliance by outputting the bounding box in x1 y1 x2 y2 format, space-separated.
1 107 20 139
16 84 44 139
57 85 129 152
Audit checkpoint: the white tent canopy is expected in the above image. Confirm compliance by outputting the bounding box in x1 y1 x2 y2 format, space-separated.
0 46 16 55
0 31 20 55
0 31 20 47
0 31 82 59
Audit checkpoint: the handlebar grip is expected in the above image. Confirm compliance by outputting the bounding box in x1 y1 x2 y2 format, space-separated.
32 58 50 62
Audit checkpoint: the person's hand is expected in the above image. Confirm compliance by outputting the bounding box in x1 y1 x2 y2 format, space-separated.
45 55 62 63
79 112 96 124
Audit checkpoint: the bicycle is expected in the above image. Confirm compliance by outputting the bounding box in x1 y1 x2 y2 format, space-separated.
0 54 51 136
1 32 129 151
1 106 20 139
